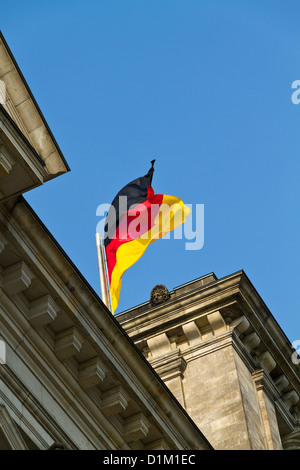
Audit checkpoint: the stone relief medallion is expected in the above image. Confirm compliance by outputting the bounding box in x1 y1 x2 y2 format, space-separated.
150 284 171 307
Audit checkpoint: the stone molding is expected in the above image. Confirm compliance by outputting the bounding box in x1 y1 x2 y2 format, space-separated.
149 350 187 382
123 412 150 442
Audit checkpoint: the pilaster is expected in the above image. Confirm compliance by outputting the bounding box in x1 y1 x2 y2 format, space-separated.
118 274 300 450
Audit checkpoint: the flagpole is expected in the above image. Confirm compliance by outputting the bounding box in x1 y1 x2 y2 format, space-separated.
95 233 112 312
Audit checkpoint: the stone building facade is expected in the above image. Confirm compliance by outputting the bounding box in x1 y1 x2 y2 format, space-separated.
0 31 299 450
118 274 300 450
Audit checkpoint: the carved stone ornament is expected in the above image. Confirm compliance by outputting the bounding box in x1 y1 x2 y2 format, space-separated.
150 285 171 307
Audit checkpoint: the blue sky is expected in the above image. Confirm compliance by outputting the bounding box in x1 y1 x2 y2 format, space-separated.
1 1 299 343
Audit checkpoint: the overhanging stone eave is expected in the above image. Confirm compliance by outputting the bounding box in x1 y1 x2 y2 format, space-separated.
0 31 70 178
238 276 300 392
238 273 293 347
0 106 50 202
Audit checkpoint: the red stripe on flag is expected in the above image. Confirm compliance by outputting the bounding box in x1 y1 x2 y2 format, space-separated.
106 193 163 284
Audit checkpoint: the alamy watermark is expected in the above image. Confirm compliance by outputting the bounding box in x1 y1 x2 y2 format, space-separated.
291 80 300 104
96 199 204 251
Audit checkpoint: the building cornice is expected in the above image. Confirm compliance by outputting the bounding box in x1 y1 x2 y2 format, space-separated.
0 197 213 450
118 271 300 397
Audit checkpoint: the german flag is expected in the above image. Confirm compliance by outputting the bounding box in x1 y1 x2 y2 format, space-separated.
104 161 190 314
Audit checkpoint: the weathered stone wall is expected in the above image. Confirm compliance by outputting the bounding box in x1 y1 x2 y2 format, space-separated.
119 276 300 450
183 344 251 450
